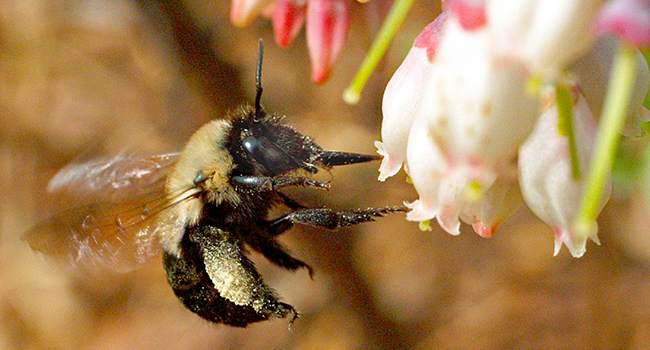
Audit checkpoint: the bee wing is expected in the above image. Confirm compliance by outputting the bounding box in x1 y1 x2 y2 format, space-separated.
24 153 190 272
48 153 180 202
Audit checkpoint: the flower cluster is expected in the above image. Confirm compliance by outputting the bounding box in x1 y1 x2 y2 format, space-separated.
231 0 351 83
376 0 650 257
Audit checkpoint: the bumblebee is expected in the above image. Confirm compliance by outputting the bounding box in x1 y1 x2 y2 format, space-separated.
24 41 403 327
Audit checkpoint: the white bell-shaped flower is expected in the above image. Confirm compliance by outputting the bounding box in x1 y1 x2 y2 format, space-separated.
518 86 612 257
401 7 539 235
376 13 448 181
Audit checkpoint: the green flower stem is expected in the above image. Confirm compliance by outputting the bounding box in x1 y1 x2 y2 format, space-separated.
642 47 649 109
573 42 638 239
343 0 415 104
556 83 581 180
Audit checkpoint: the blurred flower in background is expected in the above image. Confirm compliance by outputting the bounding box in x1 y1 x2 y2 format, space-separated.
231 0 353 83
375 0 650 257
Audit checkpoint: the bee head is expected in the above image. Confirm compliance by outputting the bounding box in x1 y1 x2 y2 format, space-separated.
227 106 380 178
226 39 379 178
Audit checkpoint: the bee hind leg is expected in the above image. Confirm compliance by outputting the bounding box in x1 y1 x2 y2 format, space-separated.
247 234 314 278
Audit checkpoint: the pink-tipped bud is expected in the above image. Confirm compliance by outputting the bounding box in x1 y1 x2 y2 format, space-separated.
230 0 274 27
273 0 307 47
595 0 650 47
306 0 350 84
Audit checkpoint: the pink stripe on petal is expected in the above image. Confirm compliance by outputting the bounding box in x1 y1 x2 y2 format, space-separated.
446 0 487 31
414 11 450 61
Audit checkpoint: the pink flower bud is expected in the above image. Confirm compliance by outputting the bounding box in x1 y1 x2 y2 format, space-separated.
595 0 650 47
273 0 307 47
306 0 350 83
518 87 612 257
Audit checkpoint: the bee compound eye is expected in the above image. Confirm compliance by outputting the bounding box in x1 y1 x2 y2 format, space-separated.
242 136 258 154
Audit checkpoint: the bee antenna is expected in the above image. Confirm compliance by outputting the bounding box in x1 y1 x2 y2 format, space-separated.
254 39 264 120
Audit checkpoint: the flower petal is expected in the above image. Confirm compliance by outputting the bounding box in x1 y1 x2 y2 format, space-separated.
431 14 538 175
378 46 437 180
377 13 449 181
461 176 524 238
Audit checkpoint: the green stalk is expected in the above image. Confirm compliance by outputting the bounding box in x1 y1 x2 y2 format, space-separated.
343 0 416 104
642 48 650 109
573 43 638 239
556 83 581 180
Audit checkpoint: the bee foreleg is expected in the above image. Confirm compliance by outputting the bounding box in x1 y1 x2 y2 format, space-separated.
232 175 330 191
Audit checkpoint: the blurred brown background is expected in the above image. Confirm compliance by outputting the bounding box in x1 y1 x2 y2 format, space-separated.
2 1 650 349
